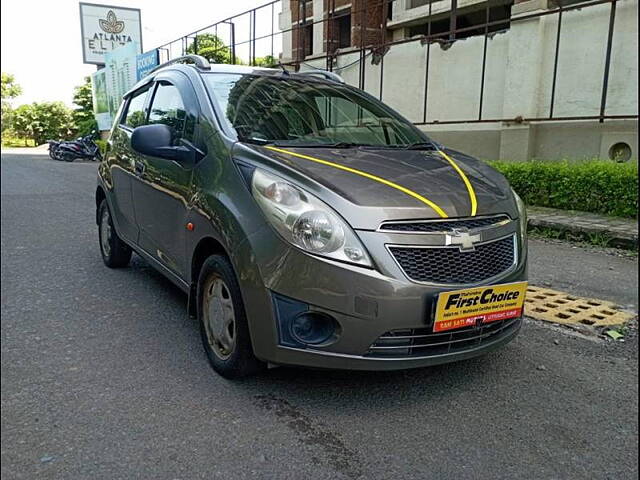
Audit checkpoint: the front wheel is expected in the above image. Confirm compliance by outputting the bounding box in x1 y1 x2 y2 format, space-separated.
197 255 264 379
98 199 132 268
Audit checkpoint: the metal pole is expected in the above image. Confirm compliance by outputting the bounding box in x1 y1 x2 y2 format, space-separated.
359 0 366 90
450 0 458 41
380 0 388 100
478 1 490 120
599 0 617 123
326 0 332 70
422 0 433 123
302 0 307 62
250 10 255 65
230 22 236 64
328 0 336 71
549 2 563 118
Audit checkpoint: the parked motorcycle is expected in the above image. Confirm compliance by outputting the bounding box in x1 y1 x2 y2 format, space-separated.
54 132 102 162
47 140 62 160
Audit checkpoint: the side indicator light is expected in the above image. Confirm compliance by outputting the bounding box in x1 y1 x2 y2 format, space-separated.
186 222 194 231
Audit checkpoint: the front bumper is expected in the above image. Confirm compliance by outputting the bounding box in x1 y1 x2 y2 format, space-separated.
232 223 527 371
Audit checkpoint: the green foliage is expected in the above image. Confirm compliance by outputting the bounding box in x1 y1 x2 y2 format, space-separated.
95 139 107 155
1 134 35 147
528 226 615 248
12 102 75 146
2 72 22 135
73 76 98 137
187 33 232 64
1 73 21 99
489 160 638 218
1 103 14 135
254 55 278 67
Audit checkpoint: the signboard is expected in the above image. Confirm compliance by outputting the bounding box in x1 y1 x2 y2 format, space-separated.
79 3 142 65
91 69 112 130
136 49 159 81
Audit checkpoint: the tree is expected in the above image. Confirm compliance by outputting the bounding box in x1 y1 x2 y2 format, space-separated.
254 55 278 68
1 72 22 135
11 104 36 145
1 73 21 99
72 76 97 136
187 33 232 64
12 102 75 146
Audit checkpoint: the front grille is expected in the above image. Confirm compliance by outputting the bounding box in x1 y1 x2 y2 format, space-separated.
366 317 521 358
380 215 510 233
389 235 515 284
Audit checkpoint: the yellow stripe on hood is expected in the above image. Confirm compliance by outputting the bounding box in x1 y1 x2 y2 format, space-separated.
264 145 449 218
436 150 478 216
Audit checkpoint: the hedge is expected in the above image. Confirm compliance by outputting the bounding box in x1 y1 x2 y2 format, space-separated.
488 160 638 218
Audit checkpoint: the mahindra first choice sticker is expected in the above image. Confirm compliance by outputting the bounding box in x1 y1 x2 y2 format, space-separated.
434 282 528 332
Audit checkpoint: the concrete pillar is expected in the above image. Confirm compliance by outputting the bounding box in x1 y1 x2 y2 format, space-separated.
279 4 293 63
499 124 536 161
312 0 325 55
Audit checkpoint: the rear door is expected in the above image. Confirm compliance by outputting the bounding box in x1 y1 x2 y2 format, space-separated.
108 86 152 243
130 72 200 279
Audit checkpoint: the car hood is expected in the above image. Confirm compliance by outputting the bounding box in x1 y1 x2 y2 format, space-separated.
234 143 518 230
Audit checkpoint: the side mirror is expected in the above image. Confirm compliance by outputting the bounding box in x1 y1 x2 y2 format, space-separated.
131 124 202 164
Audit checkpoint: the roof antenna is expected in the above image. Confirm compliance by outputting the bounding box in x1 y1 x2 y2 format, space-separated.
277 63 290 76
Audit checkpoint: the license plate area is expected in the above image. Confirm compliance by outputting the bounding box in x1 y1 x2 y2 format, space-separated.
433 282 528 333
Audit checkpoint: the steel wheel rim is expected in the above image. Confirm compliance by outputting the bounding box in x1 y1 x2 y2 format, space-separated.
203 276 236 360
100 208 112 258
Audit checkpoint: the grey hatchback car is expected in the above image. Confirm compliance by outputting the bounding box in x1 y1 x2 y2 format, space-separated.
96 55 528 378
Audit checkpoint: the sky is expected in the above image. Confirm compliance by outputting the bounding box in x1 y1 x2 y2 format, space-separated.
1 0 279 106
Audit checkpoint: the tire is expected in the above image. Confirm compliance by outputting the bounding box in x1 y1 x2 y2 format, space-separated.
98 199 132 268
48 148 56 159
197 255 264 379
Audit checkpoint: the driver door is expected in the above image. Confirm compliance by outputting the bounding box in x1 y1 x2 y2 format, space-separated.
130 73 200 279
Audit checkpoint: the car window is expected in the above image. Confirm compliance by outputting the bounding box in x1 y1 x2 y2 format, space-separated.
202 73 428 147
123 89 149 128
148 83 192 140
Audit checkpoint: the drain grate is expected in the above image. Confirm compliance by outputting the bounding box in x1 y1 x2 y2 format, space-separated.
525 286 634 327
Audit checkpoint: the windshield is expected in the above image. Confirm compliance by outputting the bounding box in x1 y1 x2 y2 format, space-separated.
203 73 433 148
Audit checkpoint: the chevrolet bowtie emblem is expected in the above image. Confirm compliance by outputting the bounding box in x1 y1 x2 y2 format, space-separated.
445 228 481 251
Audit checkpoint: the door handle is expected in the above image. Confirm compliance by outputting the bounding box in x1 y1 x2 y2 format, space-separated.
134 161 145 176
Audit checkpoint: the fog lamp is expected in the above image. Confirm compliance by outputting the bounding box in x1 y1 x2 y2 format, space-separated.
290 312 336 345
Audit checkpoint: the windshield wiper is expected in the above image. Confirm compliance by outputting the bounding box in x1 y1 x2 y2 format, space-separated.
271 141 371 148
401 141 439 150
237 136 273 145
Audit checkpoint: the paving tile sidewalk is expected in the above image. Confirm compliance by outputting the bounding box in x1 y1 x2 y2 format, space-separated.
527 206 638 248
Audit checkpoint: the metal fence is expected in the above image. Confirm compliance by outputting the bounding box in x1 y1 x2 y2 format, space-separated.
155 0 638 125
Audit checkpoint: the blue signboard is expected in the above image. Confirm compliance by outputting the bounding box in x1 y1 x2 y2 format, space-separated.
136 49 159 81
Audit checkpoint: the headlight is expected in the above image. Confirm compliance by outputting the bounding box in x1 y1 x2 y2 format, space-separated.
512 188 527 241
251 169 372 267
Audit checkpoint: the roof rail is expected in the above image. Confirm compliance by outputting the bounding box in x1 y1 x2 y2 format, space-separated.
149 55 211 74
294 70 344 83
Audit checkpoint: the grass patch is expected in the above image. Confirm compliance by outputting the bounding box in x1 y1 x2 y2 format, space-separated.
528 225 636 250
489 160 638 218
1 136 36 147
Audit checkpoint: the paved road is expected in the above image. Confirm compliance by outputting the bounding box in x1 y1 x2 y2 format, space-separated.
1 152 638 480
